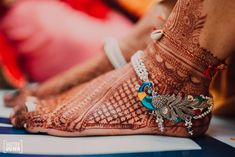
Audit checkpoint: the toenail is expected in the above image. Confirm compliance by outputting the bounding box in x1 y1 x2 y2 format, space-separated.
23 123 27 128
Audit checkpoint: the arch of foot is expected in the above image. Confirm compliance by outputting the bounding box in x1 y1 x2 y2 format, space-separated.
78 65 152 132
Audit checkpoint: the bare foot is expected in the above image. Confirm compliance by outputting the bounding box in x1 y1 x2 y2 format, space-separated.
4 0 176 107
11 0 221 137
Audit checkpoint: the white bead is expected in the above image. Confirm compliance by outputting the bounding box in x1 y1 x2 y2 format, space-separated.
200 95 206 99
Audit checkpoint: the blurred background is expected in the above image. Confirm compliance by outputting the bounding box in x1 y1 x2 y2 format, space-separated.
0 0 234 117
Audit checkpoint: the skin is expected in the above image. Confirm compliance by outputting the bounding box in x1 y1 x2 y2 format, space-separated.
199 0 235 59
4 0 177 106
10 0 232 137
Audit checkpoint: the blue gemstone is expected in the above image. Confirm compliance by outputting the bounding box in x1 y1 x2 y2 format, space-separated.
174 117 182 123
195 95 205 102
187 127 193 131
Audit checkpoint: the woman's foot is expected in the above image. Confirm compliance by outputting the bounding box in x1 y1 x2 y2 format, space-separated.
11 0 221 137
4 0 176 107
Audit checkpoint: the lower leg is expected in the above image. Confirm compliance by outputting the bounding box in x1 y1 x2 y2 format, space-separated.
36 0 177 97
200 0 235 59
4 0 176 105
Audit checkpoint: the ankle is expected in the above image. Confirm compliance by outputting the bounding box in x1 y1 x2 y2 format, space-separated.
141 32 223 96
146 42 211 95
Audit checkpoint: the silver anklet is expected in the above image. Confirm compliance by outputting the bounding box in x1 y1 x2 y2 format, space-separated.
104 37 127 69
131 50 213 136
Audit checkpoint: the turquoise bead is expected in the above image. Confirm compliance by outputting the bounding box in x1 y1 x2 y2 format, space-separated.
195 95 205 102
174 117 182 123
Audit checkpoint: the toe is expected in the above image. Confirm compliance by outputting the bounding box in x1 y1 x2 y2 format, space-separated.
4 90 19 100
4 90 29 107
4 90 20 107
11 104 28 128
9 93 49 131
11 103 49 132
